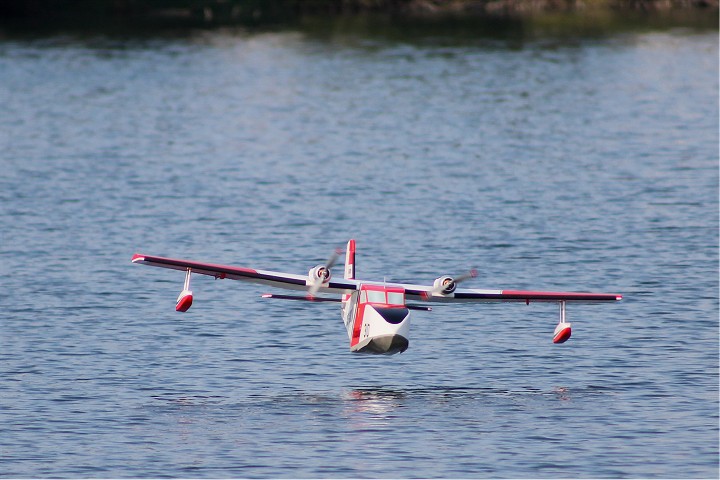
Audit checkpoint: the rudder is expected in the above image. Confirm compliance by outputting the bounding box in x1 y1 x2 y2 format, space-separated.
344 239 355 280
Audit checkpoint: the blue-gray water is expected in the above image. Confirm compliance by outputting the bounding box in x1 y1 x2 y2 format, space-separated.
1 18 718 478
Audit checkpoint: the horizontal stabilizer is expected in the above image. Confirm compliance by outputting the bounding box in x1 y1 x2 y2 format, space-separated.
406 304 432 311
261 294 431 311
261 294 341 303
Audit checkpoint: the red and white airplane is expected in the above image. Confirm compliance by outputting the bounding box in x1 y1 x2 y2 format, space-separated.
131 239 621 355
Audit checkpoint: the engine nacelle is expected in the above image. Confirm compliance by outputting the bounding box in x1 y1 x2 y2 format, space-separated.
433 275 457 295
309 265 332 284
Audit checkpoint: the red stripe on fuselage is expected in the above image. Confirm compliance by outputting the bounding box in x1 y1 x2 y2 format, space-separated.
351 301 407 346
351 303 366 346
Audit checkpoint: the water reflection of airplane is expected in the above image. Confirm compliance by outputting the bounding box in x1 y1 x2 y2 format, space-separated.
132 239 621 354
345 389 406 418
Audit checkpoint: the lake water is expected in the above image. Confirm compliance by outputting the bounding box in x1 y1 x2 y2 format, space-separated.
1 15 718 478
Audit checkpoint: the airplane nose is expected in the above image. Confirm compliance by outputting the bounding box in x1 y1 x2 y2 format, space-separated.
374 307 409 324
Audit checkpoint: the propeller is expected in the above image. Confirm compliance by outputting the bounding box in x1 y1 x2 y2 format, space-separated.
448 269 478 287
307 247 342 297
422 269 478 300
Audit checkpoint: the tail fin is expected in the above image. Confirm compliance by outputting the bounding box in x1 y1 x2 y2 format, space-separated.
344 239 356 280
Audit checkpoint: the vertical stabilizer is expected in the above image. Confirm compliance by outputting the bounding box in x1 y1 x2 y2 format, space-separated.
344 239 356 279
341 239 357 328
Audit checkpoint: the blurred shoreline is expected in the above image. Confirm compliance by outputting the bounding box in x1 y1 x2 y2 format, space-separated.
0 0 717 25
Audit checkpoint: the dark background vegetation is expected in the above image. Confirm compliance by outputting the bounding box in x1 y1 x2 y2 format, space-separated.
0 0 717 24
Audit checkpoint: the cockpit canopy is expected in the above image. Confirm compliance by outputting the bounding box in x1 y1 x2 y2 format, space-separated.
359 285 405 307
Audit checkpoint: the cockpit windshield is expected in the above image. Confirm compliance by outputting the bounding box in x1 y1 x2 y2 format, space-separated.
366 291 386 304
387 292 404 305
360 288 405 306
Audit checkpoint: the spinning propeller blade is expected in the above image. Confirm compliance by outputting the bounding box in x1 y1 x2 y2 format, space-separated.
423 269 478 299
448 269 478 286
307 248 342 297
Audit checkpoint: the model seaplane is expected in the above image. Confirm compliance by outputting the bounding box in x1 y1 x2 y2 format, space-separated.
131 239 621 355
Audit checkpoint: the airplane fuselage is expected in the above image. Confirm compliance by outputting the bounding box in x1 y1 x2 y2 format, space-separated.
342 284 410 354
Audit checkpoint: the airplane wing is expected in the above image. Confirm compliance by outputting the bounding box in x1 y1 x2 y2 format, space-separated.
131 254 358 295
131 254 621 303
399 283 622 304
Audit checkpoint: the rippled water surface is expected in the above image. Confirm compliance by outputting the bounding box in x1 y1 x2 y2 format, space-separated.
1 17 718 478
